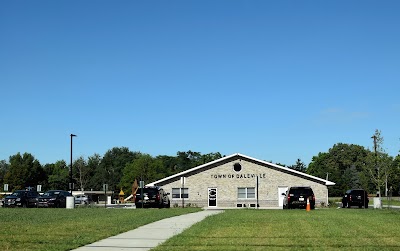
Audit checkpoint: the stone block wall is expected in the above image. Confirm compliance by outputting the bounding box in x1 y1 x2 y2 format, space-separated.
157 159 329 208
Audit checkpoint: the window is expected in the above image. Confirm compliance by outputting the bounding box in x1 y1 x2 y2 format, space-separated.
172 188 189 199
172 188 180 198
182 188 188 198
238 187 255 199
238 188 246 199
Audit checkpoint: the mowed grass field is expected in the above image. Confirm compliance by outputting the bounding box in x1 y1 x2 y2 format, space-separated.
0 207 201 251
0 207 399 251
329 197 400 207
153 208 400 251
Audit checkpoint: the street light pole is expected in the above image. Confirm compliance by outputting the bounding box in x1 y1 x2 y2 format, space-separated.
70 134 77 193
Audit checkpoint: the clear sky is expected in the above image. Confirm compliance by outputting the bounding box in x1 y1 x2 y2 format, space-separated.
1 1 399 166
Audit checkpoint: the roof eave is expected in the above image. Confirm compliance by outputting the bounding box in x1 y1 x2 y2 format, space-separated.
146 153 238 186
147 153 336 187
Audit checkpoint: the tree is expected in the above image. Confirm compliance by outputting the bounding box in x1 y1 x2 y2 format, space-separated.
201 152 223 164
44 160 69 190
307 151 343 196
307 143 370 196
4 153 45 190
94 147 140 192
73 157 90 191
85 153 102 191
175 151 197 171
391 154 400 196
119 154 163 195
288 159 307 172
156 151 222 177
365 130 395 198
155 155 177 177
0 160 9 190
342 164 360 189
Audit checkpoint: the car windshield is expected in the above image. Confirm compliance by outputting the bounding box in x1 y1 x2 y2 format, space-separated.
11 191 25 197
43 191 60 196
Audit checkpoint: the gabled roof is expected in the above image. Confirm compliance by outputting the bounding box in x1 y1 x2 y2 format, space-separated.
147 153 335 186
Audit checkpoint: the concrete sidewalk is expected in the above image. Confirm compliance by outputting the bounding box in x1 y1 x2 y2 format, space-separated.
73 209 223 251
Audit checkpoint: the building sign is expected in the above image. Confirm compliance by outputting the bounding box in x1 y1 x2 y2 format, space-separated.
211 173 267 179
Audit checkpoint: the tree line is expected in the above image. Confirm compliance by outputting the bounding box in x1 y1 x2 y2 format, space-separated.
307 130 400 197
0 149 223 196
1 130 399 197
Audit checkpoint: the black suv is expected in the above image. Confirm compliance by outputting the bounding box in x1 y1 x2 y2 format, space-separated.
282 186 315 209
3 190 39 208
342 189 369 209
37 190 72 208
135 187 170 208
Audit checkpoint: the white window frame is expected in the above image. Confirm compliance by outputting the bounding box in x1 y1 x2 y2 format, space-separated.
237 187 256 199
172 188 189 199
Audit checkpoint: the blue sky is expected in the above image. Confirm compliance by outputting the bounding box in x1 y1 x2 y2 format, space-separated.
1 1 399 166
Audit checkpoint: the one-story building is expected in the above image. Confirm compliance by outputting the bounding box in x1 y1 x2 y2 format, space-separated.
147 153 335 208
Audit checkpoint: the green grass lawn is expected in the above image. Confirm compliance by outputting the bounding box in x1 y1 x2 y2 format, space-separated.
0 207 201 251
381 197 400 206
1 207 400 251
329 197 400 207
153 208 400 251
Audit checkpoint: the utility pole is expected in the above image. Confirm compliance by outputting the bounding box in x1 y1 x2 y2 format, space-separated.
371 135 380 198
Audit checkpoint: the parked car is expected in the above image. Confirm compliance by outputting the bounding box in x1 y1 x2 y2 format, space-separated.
342 189 369 208
282 186 315 209
37 190 72 208
2 190 39 208
74 194 91 205
135 186 170 208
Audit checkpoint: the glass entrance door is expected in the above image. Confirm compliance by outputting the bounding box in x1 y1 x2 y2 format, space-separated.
208 188 217 207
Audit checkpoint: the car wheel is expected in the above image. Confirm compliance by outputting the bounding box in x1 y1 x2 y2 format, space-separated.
365 203 368 209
